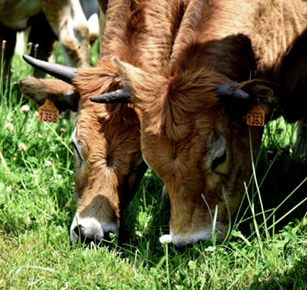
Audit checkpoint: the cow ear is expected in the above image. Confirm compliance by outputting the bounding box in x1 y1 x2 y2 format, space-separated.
19 77 80 112
238 79 283 118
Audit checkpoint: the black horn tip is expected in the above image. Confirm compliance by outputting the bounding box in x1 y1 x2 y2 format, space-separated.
22 54 30 62
90 88 132 103
22 55 77 84
215 85 250 100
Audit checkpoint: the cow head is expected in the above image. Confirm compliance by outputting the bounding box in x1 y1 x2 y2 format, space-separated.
19 56 147 244
91 59 283 248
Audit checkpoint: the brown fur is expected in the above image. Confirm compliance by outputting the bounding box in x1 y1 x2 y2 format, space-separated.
19 0 186 239
114 0 307 245
71 0 185 227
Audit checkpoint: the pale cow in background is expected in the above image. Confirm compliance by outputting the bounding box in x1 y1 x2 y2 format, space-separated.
80 0 100 45
0 0 106 81
14 0 100 56
19 0 186 244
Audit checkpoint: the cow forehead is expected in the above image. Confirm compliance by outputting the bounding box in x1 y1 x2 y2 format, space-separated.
75 102 142 170
142 116 227 181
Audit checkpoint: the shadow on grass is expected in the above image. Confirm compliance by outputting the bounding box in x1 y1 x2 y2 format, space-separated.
236 143 307 237
251 253 307 289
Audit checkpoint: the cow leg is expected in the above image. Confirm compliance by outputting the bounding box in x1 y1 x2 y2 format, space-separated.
80 0 100 45
0 23 16 87
40 0 90 68
28 14 57 78
293 116 307 160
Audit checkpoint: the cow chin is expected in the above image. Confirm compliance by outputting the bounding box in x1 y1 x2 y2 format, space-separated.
170 222 228 249
70 214 119 244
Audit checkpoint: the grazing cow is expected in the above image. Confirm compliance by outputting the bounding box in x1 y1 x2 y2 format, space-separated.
90 0 307 247
0 0 106 81
19 0 185 243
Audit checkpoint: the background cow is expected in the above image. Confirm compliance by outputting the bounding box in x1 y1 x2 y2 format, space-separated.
0 0 106 82
90 0 307 248
14 0 100 56
19 0 186 243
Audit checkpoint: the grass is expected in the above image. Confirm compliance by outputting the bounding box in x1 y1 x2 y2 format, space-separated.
0 41 307 289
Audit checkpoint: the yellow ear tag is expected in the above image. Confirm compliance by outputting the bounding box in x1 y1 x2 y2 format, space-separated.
247 103 265 127
38 99 59 124
127 103 134 108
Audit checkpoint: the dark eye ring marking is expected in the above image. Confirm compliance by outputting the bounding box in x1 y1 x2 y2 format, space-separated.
212 150 226 171
71 141 83 162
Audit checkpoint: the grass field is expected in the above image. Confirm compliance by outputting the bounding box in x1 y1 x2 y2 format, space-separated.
1 42 307 289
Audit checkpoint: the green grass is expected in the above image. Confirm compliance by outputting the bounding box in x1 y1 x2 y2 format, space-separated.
1 43 307 289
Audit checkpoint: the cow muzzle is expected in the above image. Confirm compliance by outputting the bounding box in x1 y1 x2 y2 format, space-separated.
70 215 119 244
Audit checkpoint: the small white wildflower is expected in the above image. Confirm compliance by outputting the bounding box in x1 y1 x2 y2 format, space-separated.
19 143 27 152
34 111 39 118
159 234 172 244
5 123 13 131
21 105 30 112
6 186 12 192
188 260 197 270
45 161 53 167
35 133 42 139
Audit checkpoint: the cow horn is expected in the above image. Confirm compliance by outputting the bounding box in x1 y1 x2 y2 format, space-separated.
22 55 77 84
90 88 132 103
215 85 249 99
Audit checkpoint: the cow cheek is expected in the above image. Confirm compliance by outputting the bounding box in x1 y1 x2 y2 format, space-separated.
73 163 89 199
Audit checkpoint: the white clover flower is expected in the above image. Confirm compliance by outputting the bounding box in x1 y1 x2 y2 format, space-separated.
19 143 27 152
45 161 53 167
35 133 42 139
5 123 13 131
21 105 30 112
159 234 172 244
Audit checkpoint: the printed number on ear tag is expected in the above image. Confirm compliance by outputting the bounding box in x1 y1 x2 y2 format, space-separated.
247 104 265 127
127 103 135 108
38 99 59 124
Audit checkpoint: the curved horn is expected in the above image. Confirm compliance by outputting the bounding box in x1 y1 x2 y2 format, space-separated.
22 55 77 84
215 85 249 99
90 88 132 103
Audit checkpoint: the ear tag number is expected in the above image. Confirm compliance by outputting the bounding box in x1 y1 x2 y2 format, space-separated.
247 104 265 127
38 99 59 124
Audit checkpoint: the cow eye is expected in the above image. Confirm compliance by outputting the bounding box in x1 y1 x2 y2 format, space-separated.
212 150 226 171
71 141 83 162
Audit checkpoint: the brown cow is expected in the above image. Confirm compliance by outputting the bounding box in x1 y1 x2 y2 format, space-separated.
19 0 185 243
90 0 307 247
0 0 106 81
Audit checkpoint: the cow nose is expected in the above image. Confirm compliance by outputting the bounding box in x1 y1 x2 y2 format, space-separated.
73 225 105 244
